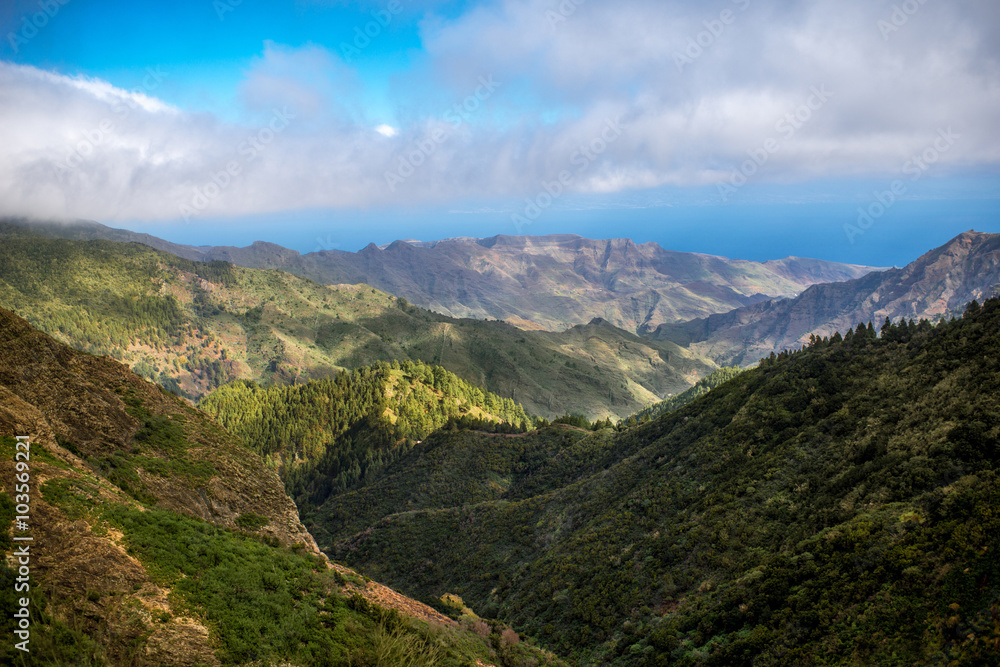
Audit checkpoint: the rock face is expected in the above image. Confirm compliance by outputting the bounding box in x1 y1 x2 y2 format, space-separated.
651 231 1000 366
1 219 881 332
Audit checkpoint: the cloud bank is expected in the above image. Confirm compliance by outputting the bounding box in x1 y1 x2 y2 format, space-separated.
0 0 998 222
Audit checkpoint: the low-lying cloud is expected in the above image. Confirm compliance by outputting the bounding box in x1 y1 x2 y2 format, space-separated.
0 0 997 222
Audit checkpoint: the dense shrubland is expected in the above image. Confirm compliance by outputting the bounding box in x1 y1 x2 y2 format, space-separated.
625 366 744 426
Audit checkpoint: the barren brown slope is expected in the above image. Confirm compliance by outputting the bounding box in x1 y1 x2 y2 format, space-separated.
0 304 310 664
0 305 316 547
651 230 1000 366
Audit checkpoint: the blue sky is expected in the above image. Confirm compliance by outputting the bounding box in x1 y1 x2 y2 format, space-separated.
1 0 998 266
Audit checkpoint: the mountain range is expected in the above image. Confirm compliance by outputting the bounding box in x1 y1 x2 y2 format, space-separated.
1 218 882 333
0 222 713 420
5 218 1000 401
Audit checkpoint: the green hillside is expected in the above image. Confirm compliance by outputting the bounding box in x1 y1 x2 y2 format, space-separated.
316 300 1000 665
0 225 714 419
199 359 533 533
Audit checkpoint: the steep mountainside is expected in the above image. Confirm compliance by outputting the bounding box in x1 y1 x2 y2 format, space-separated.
1 218 881 333
0 307 564 666
318 299 1000 665
651 231 1000 366
0 225 714 420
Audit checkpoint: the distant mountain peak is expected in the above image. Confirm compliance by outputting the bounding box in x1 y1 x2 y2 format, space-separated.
249 240 288 250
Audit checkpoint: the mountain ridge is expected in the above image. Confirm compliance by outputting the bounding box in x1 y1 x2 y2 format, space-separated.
650 229 1000 366
163 233 888 332
1 217 884 333
0 225 713 419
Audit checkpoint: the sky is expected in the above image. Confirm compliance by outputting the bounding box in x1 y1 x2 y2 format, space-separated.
1 0 999 266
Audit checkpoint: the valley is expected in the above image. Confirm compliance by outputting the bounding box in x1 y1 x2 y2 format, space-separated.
310 299 1000 665
2 222 999 666
4 3 998 663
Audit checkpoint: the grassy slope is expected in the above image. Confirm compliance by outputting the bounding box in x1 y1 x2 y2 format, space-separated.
322 301 1000 665
0 226 714 419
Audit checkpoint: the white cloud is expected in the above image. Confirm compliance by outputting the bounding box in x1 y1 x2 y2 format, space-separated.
0 0 998 223
239 40 362 122
419 0 1000 178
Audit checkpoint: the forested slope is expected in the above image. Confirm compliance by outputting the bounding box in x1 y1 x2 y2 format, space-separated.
625 366 744 426
319 300 1000 665
0 225 713 419
200 359 532 531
